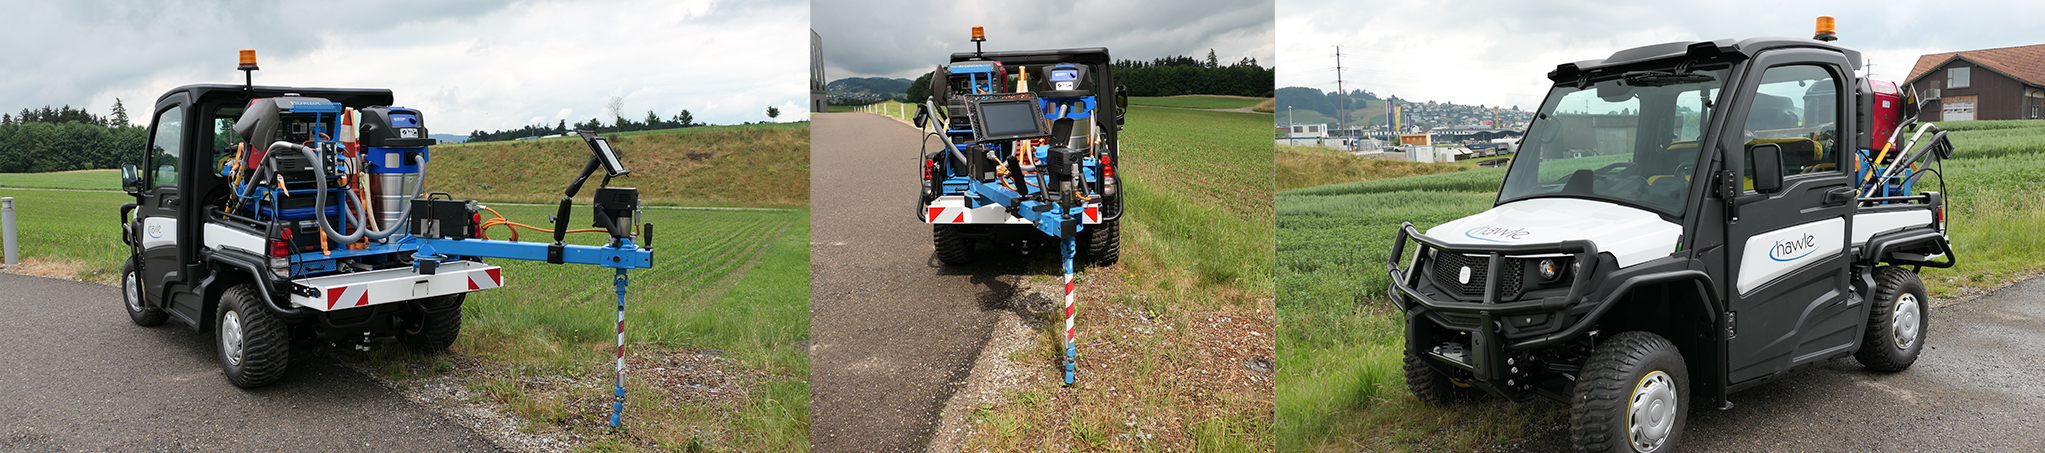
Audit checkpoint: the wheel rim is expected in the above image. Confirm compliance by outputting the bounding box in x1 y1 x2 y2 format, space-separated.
220 310 245 367
124 270 141 312
1628 370 1678 451
1892 293 1921 350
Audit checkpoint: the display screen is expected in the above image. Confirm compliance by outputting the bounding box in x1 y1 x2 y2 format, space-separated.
969 96 1049 143
592 137 627 176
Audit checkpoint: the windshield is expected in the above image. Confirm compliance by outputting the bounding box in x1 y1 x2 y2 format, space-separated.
1501 67 1730 215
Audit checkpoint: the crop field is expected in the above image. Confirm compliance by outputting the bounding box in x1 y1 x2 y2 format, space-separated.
0 189 132 282
1275 145 1488 192
0 169 119 190
1274 119 2045 451
960 105 1275 451
1128 95 1269 110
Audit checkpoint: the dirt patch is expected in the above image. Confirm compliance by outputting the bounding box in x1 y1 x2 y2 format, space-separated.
340 354 580 453
1 258 91 282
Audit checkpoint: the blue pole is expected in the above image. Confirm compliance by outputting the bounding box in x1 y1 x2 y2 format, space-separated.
610 268 628 428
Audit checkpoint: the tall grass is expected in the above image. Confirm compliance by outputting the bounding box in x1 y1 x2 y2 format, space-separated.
1276 146 1487 192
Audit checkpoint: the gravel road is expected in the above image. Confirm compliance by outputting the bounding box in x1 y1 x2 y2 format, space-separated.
0 272 502 452
809 112 1037 453
1500 275 2045 452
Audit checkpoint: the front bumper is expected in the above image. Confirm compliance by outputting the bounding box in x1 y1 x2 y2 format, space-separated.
1385 222 1601 400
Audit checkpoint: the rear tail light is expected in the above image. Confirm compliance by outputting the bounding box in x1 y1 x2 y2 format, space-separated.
925 159 937 181
268 239 290 258
1936 206 1945 222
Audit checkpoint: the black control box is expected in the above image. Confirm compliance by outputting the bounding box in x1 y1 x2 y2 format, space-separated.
409 197 477 239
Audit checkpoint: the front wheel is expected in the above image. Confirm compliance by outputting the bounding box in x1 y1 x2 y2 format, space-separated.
217 284 290 388
122 258 167 327
1570 331 1688 453
1855 266 1928 371
1404 348 1475 405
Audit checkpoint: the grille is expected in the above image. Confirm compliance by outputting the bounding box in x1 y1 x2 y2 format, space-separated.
1429 252 1525 301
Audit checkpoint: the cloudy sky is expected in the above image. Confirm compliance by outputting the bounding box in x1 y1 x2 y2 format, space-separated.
1278 0 2045 111
0 0 809 134
814 0 1274 81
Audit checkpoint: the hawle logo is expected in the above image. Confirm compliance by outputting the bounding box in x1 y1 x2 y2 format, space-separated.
1465 225 1532 243
147 224 163 239
1769 234 1819 262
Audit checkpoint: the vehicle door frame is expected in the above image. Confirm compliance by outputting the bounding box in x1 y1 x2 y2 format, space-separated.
1716 48 1860 386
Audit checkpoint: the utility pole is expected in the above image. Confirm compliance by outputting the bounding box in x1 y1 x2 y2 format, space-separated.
1334 46 1348 136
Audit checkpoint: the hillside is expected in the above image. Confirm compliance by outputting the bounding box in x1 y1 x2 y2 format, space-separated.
825 77 912 95
426 123 808 208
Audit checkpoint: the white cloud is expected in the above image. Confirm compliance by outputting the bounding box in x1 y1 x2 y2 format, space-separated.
814 0 1274 80
1278 0 2045 111
0 0 811 134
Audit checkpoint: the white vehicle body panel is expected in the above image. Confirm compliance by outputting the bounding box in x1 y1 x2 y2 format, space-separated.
1851 210 1935 245
287 260 502 312
922 195 1101 225
204 223 265 256
141 217 177 250
1426 198 1681 268
1735 218 1846 295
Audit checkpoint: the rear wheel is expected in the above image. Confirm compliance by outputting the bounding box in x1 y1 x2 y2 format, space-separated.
1082 219 1120 267
217 284 290 388
933 224 973 265
122 258 167 327
1570 331 1688 453
400 294 465 354
1855 266 1928 371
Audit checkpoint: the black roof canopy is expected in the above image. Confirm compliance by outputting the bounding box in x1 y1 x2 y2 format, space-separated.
156 84 396 108
1548 37 1863 83
951 47 1112 66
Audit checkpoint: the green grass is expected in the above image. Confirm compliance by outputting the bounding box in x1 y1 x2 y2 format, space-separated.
1274 119 2045 451
450 205 809 452
1128 95 1269 110
0 169 120 191
961 105 1275 451
0 189 132 282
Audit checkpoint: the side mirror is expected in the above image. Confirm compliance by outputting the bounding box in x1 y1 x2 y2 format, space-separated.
1114 85 1129 126
121 163 142 194
913 103 930 129
1749 143 1784 193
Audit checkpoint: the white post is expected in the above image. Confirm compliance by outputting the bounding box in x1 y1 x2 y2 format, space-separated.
2 197 16 267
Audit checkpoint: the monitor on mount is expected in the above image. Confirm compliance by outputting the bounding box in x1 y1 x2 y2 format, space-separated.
965 93 1050 143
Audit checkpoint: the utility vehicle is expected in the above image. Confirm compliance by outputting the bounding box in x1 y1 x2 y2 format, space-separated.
910 27 1130 384
119 51 653 418
1386 18 1955 452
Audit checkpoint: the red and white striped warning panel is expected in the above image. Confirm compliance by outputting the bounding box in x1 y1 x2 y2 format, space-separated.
287 260 504 312
923 196 1103 224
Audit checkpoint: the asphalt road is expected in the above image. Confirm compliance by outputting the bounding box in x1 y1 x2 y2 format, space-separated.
1504 275 2045 452
809 113 1034 453
0 272 502 452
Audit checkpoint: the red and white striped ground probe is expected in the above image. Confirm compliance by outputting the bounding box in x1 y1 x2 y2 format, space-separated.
1062 237 1078 385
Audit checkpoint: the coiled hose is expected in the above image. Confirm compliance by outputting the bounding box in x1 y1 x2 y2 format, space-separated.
264 141 426 246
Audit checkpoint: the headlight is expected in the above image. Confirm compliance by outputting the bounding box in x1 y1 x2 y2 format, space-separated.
1538 259 1559 280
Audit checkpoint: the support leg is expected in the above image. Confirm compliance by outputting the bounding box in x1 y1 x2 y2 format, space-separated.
1062 237 1077 385
610 268 628 428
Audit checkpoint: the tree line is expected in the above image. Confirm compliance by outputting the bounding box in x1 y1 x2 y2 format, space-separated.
466 109 700 143
0 102 145 173
1275 86 1382 121
902 50 1275 103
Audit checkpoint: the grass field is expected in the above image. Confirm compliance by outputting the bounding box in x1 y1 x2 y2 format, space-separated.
961 105 1275 451
1128 95 1270 110
847 100 919 123
1274 119 2045 451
